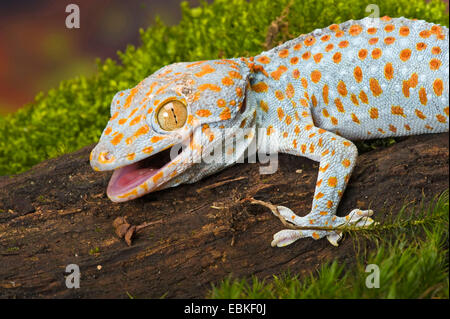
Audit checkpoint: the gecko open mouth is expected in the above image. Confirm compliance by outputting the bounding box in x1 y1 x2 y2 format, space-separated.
107 147 176 197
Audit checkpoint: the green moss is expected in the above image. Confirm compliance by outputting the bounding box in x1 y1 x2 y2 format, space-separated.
0 0 448 175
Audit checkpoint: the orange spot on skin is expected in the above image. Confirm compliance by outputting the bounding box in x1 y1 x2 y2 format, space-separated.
432 46 441 55
196 109 212 117
391 105 406 117
275 90 285 101
292 139 297 148
335 98 345 113
257 56 271 64
335 30 344 37
338 40 349 48
433 79 443 96
126 153 135 161
313 53 323 63
311 70 322 83
301 144 307 154
260 100 269 113
104 127 112 135
315 192 324 199
368 37 379 45
369 107 379 119
436 114 447 123
221 77 234 86
325 43 334 52
111 133 124 145
293 43 302 50
444 107 449 116
416 42 427 51
321 35 331 41
353 66 363 83
342 159 351 168
220 107 231 120
236 87 243 97
367 27 377 34
337 81 347 97
117 189 138 199
302 51 312 60
304 35 316 46
429 58 442 71
404 124 411 131
251 82 268 93
359 90 368 104
266 125 274 136
389 125 397 133
419 30 431 38
332 52 342 63
330 117 338 126
311 95 318 107
271 66 288 80
399 26 409 36
399 49 411 61
415 109 426 120
385 24 395 32
349 24 362 36
343 141 352 147
294 125 301 135
384 36 396 45
419 87 428 105
142 146 153 154
110 111 119 121
351 94 359 106
297 79 306 91
351 113 360 124
384 62 394 80
194 64 215 77
431 25 443 35
292 69 300 79
286 83 295 99
358 49 368 60
370 78 383 97
371 48 382 59
277 107 285 121
327 201 333 209
312 232 320 240
328 177 338 187
129 115 142 126
323 85 329 105
152 171 164 184
329 24 339 32
217 99 226 107
278 49 290 58
290 56 299 65
198 83 221 92
151 136 166 143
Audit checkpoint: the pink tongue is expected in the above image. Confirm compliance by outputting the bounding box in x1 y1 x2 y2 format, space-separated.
107 162 160 196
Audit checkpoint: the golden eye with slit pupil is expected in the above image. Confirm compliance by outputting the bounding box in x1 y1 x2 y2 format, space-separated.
156 100 187 131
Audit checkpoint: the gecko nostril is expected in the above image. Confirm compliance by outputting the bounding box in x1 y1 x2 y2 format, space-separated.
98 150 116 164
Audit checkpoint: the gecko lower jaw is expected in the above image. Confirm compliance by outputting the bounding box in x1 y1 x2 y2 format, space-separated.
106 147 174 198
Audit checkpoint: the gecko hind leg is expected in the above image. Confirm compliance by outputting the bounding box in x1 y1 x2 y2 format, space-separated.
272 206 375 247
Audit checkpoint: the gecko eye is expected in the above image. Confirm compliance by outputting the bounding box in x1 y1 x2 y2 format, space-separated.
156 100 188 131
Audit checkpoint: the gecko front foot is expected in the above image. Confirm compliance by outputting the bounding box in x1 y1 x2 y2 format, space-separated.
271 207 375 247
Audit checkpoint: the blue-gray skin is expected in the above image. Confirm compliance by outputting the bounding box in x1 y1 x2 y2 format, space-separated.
91 17 448 247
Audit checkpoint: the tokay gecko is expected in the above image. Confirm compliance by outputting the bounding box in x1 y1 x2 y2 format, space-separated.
90 17 449 247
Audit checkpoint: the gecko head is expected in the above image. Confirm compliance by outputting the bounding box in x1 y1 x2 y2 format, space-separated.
90 58 255 202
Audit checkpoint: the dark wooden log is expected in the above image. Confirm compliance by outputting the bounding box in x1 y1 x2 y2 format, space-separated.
0 133 448 298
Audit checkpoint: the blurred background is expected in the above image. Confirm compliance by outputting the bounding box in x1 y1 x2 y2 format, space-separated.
0 0 205 114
